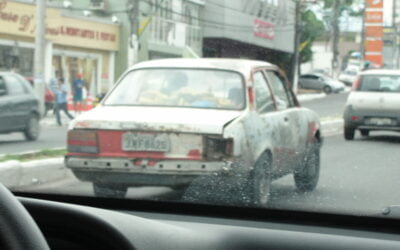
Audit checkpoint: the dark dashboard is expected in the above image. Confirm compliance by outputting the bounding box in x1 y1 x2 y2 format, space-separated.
17 194 400 250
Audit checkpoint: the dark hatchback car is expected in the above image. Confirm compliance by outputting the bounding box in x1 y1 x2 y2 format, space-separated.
0 72 40 141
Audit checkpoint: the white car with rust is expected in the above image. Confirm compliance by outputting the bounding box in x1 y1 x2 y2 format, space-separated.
344 70 400 140
66 59 322 206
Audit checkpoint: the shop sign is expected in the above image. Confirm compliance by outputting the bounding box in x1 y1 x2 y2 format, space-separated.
366 0 383 9
254 19 274 40
0 1 119 51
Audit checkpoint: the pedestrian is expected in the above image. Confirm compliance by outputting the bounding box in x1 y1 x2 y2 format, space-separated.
73 73 84 113
54 78 74 126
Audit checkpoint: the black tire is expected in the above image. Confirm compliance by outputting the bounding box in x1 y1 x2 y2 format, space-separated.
249 152 272 207
360 129 370 137
344 125 355 140
93 183 128 198
323 85 332 94
23 115 40 141
294 144 320 192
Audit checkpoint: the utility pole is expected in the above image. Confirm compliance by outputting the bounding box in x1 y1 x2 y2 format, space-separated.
292 0 302 94
127 0 140 65
33 0 47 117
331 0 341 78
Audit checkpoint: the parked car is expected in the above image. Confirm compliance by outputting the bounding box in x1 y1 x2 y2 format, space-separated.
343 70 400 140
299 74 345 94
26 77 55 116
65 59 322 206
339 67 359 86
0 72 40 141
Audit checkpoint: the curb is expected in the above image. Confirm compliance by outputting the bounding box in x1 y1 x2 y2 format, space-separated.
321 119 344 137
297 93 327 102
0 158 69 189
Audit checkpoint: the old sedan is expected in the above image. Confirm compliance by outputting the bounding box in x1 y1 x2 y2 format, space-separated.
65 59 322 206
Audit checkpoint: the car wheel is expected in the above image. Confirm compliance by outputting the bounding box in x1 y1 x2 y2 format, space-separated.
93 183 128 198
294 144 320 192
23 115 40 141
344 125 355 140
360 129 370 137
323 85 332 94
249 152 272 207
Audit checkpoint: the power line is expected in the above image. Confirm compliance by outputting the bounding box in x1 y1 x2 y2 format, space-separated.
53 0 295 32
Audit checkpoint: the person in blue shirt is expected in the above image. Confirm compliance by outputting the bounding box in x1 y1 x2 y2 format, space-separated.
73 73 84 113
54 78 74 126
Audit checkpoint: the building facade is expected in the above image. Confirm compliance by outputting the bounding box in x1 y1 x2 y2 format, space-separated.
202 0 296 67
65 0 204 83
0 0 120 97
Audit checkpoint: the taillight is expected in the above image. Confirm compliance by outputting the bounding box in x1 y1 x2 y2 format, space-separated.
68 130 99 154
352 76 361 91
204 137 234 160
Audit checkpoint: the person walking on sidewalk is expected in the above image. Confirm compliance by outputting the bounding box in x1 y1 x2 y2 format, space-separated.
54 78 74 126
73 73 84 113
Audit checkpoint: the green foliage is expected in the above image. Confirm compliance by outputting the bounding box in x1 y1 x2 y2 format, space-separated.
299 10 325 63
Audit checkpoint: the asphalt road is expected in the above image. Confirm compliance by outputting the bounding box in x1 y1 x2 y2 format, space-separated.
20 131 400 216
0 126 68 155
300 92 350 119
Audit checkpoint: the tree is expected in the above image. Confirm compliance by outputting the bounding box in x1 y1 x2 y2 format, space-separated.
299 10 325 65
323 0 356 76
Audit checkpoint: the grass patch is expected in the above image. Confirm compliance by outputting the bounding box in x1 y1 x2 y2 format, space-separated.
0 149 66 163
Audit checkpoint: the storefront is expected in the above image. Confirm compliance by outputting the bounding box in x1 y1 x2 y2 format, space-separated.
0 1 119 97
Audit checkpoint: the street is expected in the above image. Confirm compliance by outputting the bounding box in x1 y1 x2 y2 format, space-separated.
8 92 400 215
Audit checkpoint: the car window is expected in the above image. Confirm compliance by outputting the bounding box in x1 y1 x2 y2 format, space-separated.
265 71 293 110
253 71 274 113
358 75 400 92
302 75 318 80
105 69 245 110
4 75 26 95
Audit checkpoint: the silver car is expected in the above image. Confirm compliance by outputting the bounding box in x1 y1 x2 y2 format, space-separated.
299 74 345 94
343 70 400 140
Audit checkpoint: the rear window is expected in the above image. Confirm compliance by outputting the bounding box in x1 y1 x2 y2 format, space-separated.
359 75 400 93
104 69 246 110
358 75 400 93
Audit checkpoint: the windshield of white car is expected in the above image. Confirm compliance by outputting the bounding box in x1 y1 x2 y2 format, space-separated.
104 69 246 110
359 75 400 92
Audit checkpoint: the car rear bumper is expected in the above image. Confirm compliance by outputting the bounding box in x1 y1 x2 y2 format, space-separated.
344 107 400 131
65 157 234 187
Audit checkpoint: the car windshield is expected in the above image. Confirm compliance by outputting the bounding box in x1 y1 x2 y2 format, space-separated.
104 69 245 110
359 75 400 92
2 0 400 220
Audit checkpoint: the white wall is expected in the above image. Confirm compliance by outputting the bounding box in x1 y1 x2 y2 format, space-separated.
301 43 333 75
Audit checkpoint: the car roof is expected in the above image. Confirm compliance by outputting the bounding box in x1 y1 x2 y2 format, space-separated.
360 69 400 76
128 58 277 79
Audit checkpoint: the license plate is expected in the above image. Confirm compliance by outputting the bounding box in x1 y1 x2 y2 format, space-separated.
366 118 394 126
122 133 171 152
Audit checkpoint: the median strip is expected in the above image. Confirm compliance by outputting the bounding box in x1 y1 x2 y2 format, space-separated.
0 149 67 163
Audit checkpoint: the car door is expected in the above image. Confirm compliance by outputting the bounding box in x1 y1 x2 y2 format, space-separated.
265 70 304 173
299 75 313 89
309 75 324 90
3 74 31 129
0 76 13 132
242 71 287 174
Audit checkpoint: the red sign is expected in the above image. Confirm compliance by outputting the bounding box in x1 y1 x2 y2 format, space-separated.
365 26 383 37
254 19 275 40
365 11 383 23
365 40 383 52
366 0 383 8
365 54 383 65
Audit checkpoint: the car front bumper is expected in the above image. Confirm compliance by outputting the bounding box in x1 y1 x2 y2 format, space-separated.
65 156 235 187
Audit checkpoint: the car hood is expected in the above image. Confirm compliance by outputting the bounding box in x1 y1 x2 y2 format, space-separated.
70 106 243 135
